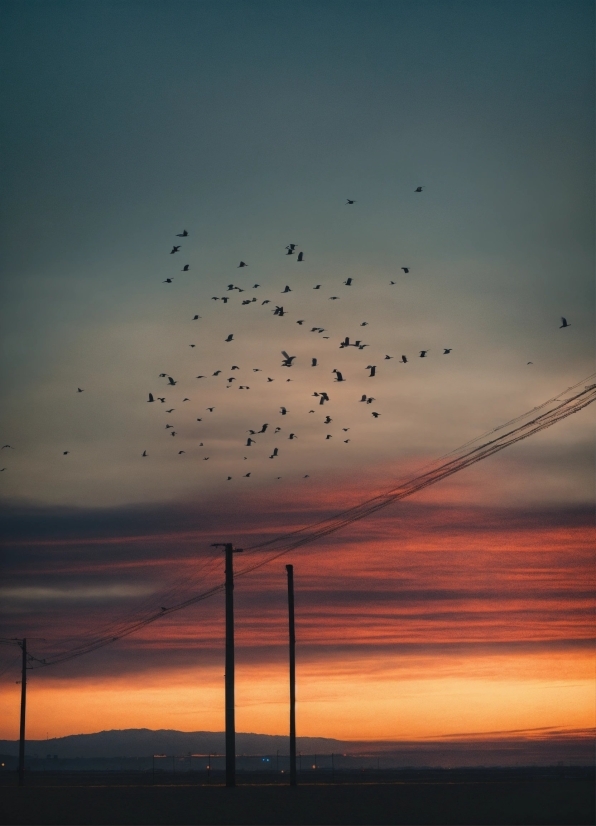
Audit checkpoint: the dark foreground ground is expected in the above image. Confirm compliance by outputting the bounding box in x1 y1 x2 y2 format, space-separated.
1 768 593 825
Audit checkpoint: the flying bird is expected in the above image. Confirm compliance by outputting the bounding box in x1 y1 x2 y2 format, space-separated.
258 424 269 433
243 472 251 477
324 416 332 424
443 348 452 354
147 393 155 403
344 278 352 286
225 334 234 342
329 296 339 300
253 284 260 288
246 438 256 446
296 320 304 325
419 350 429 358
318 392 330 404
270 448 279 458
333 369 345 382
189 344 196 348
297 252 304 262
400 355 408 363
360 322 368 326
280 407 288 415
170 246 180 254
313 285 321 289
182 265 190 271
163 278 173 283
344 440 350 443
384 355 393 360
311 358 318 367
2 445 14 450
346 199 356 204
281 351 296 366
167 377 177 385
401 267 409 273
193 315 201 320
286 244 297 251
288 433 297 439
286 248 294 256
325 435 332 439
371 412 381 418
415 186 424 192
63 451 69 455
142 451 147 457
178 451 185 455
366 365 376 377
560 317 570 328
77 387 84 393
176 230 188 237
158 397 165 403
166 408 175 413
282 286 292 293
207 407 215 412
238 261 247 267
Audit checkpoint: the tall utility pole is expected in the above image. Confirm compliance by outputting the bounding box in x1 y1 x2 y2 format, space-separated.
212 543 243 787
286 565 297 786
18 638 27 787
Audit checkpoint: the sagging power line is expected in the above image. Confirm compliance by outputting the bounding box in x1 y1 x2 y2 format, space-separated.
20 373 596 670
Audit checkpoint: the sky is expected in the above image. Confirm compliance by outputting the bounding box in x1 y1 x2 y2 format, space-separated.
0 0 594 749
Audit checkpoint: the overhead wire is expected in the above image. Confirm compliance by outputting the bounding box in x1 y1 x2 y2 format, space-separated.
25 375 596 670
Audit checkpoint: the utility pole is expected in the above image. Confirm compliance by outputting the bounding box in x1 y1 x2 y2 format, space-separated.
212 543 243 788
18 638 27 787
286 564 297 787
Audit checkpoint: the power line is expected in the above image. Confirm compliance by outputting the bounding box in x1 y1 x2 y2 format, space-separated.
25 374 596 670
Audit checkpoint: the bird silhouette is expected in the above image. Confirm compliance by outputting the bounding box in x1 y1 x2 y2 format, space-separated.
324 416 332 424
258 424 269 433
419 350 428 357
313 285 321 289
282 286 292 293
401 267 409 273
342 428 349 431
189 344 196 348
318 392 330 404
147 393 155 403
560 317 570 328
246 438 255 446
384 355 393 360
243 472 251 477
311 358 318 367
176 230 188 237
329 296 339 300
325 435 332 439
281 351 296 366
77 387 84 393
270 448 279 458
371 412 381 418
165 424 173 429
286 248 294 255
142 451 147 457
333 369 345 382
178 451 185 455
182 265 190 271
207 407 215 412
286 244 297 251
158 397 165 403
168 377 177 385
227 477 232 481
63 451 69 455
366 365 376 377
288 433 297 439
163 278 173 283
225 334 234 342
346 199 356 204
296 320 305 325
360 322 368 327
170 246 180 254
400 355 408 363
297 252 304 262
280 407 288 415
238 261 247 267
166 408 175 413
193 315 201 320
443 348 452 354
253 284 260 288
415 186 424 192
344 440 350 443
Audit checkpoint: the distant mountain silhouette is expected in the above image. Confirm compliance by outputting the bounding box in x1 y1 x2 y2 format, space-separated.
0 729 345 759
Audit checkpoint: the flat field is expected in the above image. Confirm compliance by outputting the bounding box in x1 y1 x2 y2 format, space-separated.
0 769 593 825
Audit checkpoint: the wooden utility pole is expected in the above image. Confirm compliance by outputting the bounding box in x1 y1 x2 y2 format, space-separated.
18 638 26 787
212 543 243 787
286 565 297 786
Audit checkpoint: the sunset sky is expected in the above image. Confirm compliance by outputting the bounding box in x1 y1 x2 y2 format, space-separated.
0 0 594 747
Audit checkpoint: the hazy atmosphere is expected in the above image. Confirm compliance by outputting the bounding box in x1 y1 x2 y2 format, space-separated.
0 0 594 754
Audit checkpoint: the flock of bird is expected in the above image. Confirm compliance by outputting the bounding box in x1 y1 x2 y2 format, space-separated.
0 191 572 480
